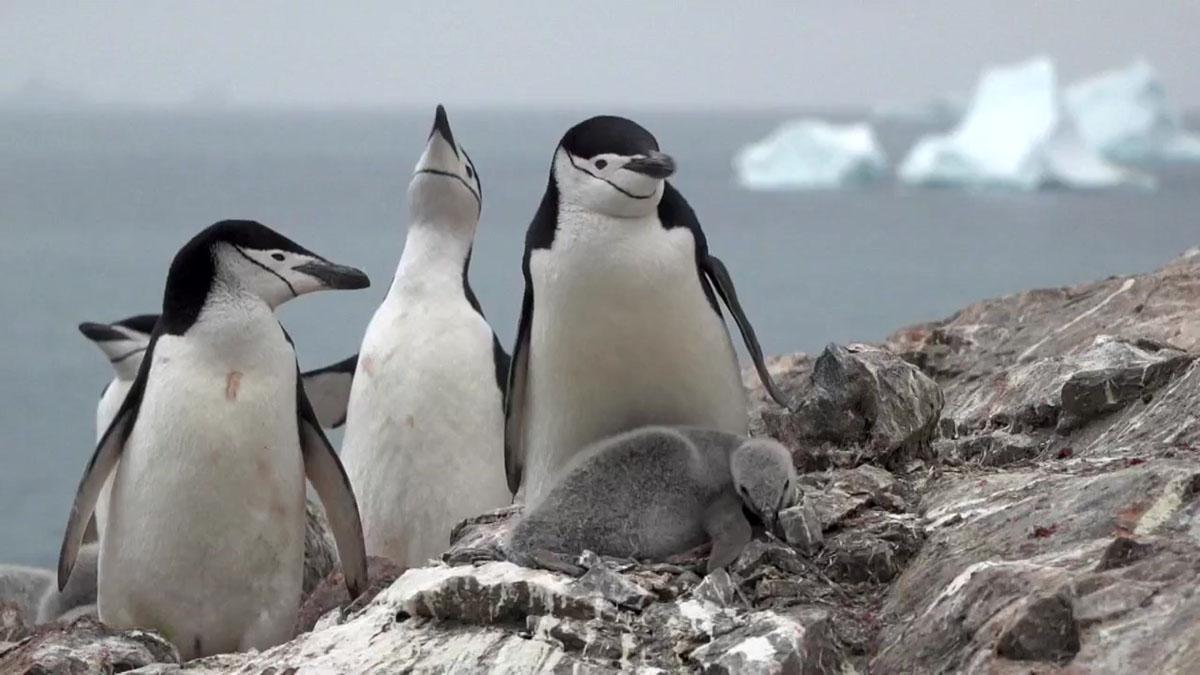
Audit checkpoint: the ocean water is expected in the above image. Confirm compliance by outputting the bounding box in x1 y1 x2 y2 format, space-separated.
1 108 1198 566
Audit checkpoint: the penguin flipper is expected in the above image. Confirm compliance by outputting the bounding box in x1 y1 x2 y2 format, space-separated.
301 354 358 429
295 372 368 599
503 286 534 497
703 493 752 573
59 330 157 591
702 254 792 410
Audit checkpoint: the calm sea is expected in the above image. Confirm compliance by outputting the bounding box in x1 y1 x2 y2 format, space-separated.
2 108 1198 566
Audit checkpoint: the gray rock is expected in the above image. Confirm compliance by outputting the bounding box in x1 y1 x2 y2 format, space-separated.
937 430 1040 466
445 504 522 566
948 338 1195 435
691 569 738 607
1058 338 1194 431
688 608 843 674
820 512 923 584
779 501 824 555
995 592 1080 664
731 540 805 578
0 617 178 673
803 488 870 532
762 343 944 469
295 555 405 635
573 564 655 611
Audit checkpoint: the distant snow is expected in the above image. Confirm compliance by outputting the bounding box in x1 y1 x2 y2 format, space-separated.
898 58 1151 190
733 119 887 190
1066 61 1200 163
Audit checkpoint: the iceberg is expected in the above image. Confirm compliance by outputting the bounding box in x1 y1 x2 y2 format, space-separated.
734 120 888 190
898 58 1149 190
1066 61 1200 162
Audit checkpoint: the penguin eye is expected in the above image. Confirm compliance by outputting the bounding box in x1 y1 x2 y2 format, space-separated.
271 253 286 262
465 164 474 179
594 159 608 170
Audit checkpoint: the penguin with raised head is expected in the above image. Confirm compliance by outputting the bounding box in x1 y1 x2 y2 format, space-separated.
506 116 789 504
340 105 510 568
57 220 370 660
78 315 158 439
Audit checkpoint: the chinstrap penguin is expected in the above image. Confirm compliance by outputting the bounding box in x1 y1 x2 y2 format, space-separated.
506 426 797 572
506 115 789 504
57 219 370 660
340 105 511 569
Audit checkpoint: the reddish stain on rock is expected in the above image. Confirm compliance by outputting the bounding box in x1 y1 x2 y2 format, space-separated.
1056 447 1074 459
1030 524 1058 539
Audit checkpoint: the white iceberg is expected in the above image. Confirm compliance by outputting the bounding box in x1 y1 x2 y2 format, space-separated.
734 120 888 190
899 57 1149 190
1066 61 1200 162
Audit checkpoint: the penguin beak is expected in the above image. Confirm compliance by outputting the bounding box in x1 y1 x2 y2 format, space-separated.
78 322 126 343
292 261 371 291
429 104 457 149
622 151 676 179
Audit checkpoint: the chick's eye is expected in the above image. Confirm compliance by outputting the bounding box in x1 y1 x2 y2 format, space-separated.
271 253 285 262
594 159 608 169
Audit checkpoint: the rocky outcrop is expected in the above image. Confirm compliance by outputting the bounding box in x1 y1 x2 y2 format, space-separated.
760 343 944 470
5 247 1199 673
0 617 179 673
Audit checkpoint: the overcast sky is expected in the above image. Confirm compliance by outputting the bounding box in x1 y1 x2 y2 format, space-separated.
2 1 1198 110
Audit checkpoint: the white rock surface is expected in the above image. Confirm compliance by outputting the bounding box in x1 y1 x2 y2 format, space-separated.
734 119 887 190
899 58 1148 190
1066 61 1200 162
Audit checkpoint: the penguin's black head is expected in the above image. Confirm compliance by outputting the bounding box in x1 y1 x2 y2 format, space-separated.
553 116 675 218
78 313 157 369
162 220 370 332
410 104 482 224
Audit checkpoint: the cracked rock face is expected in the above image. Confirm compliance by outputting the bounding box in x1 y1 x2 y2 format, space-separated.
0 617 179 673
762 343 944 470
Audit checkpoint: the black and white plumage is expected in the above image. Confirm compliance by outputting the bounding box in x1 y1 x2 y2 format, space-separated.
57 220 370 660
340 106 511 568
505 116 789 504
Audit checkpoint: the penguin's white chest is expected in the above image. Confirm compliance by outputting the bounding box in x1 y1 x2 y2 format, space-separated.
342 283 508 567
523 213 748 502
99 326 305 658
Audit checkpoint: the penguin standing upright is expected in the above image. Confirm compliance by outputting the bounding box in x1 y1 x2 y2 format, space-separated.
340 106 510 568
57 220 370 660
506 116 789 505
